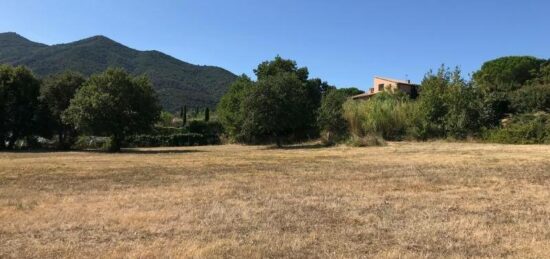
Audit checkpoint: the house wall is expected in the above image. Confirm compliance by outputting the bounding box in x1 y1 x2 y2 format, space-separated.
372 78 398 94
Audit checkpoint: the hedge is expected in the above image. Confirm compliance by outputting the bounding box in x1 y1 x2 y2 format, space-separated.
125 133 220 147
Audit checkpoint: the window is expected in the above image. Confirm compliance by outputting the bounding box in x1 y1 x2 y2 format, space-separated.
378 84 384 91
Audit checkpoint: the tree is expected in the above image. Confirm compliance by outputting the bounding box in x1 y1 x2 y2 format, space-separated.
317 89 349 142
0 65 41 149
204 107 210 122
217 75 254 139
473 56 545 93
337 87 364 97
181 105 187 127
218 56 329 146
64 68 161 152
417 66 483 139
254 55 309 82
511 63 550 113
40 71 85 149
473 56 546 120
240 73 308 146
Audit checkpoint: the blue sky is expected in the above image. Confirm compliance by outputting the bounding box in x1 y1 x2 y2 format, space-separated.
1 0 549 90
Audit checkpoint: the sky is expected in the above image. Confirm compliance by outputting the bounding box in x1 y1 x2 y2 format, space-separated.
1 0 549 90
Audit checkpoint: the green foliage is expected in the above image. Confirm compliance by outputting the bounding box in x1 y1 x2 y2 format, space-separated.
182 105 187 127
158 111 176 127
336 87 364 97
40 71 86 149
125 133 219 147
473 56 545 93
511 84 550 113
317 89 349 143
416 66 483 139
187 120 223 136
0 33 237 112
217 75 254 138
218 57 324 146
254 55 309 82
483 113 550 144
204 107 210 122
343 92 417 140
0 65 41 149
64 68 161 152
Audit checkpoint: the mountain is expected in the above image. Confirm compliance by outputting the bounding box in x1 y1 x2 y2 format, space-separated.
0 32 237 112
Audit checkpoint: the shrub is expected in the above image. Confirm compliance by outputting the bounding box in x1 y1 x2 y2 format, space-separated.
343 92 417 140
187 121 224 135
483 113 550 144
73 136 110 150
317 89 349 143
125 133 220 147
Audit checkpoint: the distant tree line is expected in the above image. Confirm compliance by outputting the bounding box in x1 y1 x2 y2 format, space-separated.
3 55 548 151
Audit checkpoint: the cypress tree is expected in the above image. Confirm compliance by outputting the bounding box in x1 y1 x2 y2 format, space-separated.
182 105 187 127
205 107 210 122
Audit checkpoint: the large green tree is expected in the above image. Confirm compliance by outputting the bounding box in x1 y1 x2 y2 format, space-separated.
64 68 161 152
218 56 326 146
0 65 41 149
417 66 482 139
473 56 546 120
240 73 309 146
40 71 86 149
473 56 545 93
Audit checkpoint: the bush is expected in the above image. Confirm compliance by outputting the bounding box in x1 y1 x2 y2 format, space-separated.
317 89 349 143
343 92 418 140
73 136 110 150
483 113 550 144
187 120 224 135
152 126 185 135
125 133 220 147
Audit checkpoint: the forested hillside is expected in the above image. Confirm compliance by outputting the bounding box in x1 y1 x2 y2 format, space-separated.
0 32 237 111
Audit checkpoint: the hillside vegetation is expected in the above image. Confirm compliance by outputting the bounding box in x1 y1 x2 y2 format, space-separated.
0 32 237 111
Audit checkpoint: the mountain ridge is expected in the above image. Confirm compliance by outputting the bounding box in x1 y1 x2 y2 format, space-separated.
0 32 237 112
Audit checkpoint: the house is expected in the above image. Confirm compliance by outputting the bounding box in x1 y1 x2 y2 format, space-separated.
352 76 419 100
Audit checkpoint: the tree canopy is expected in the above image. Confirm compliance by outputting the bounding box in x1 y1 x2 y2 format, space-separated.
64 68 161 152
40 71 86 149
0 65 41 149
218 56 328 146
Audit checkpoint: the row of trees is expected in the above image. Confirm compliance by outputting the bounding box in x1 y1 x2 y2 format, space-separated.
0 66 161 151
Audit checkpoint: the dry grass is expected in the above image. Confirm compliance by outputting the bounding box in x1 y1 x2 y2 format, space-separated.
0 142 549 258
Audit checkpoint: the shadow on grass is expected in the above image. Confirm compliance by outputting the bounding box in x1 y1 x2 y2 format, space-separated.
264 143 330 150
119 149 205 155
0 148 206 155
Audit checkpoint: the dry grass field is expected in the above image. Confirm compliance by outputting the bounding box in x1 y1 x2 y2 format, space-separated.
0 142 549 258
